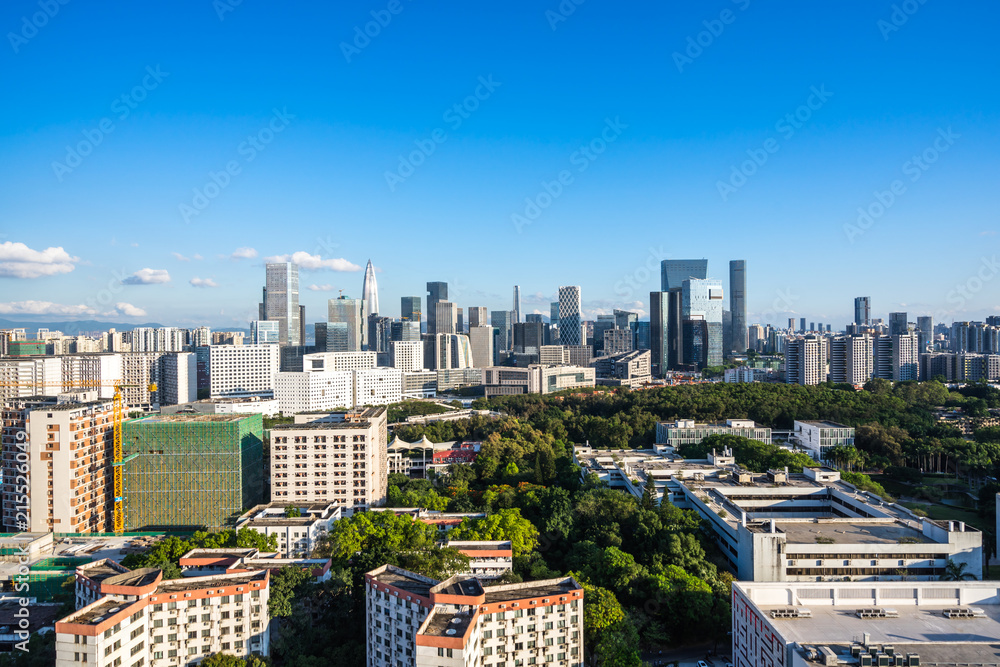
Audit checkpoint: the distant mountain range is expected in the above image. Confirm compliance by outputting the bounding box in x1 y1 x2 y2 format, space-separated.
0 318 165 335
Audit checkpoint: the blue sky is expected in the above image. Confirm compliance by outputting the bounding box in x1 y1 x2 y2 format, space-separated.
1 0 998 329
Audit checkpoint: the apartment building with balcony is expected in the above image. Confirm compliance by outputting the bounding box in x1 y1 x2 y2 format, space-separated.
235 502 342 557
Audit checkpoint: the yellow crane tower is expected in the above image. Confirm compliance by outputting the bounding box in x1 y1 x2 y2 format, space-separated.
0 380 157 533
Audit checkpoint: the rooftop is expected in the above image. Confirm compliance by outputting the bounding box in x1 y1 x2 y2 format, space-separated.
798 420 851 429
103 568 161 589
484 578 580 604
137 414 249 423
155 570 267 593
767 520 929 545
65 598 140 626
79 561 127 583
420 608 475 639
272 421 372 431
371 567 436 597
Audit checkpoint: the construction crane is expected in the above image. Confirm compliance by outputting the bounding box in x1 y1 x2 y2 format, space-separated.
0 380 157 533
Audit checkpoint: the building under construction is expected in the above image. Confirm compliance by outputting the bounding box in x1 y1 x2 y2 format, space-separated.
122 413 264 530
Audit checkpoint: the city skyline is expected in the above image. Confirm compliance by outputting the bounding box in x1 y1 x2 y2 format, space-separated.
2 3 998 328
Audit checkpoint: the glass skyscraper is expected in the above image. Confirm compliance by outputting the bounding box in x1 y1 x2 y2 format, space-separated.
557 286 582 346
262 262 300 346
661 259 708 291
682 278 724 368
729 260 747 354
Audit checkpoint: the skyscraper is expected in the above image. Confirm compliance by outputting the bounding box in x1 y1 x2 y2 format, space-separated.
434 301 457 335
550 302 559 325
889 312 909 337
557 286 583 346
362 259 379 316
649 292 668 376
854 297 871 326
917 316 933 352
468 307 487 328
262 262 300 345
512 285 521 324
426 282 448 335
786 335 827 385
682 278 724 368
401 296 421 322
799 318 806 334
328 296 365 352
661 259 708 291
729 260 747 355
491 310 514 356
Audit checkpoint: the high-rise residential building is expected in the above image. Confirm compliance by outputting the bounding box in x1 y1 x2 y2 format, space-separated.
400 296 421 322
491 310 513 355
425 282 448 335
468 306 487 328
557 286 583 346
748 324 765 352
785 335 827 385
251 320 280 344
0 355 61 400
829 334 873 385
873 334 894 379
854 296 871 325
550 301 559 325
391 341 424 372
159 352 197 405
917 315 933 351
362 259 379 316
893 332 920 381
121 352 166 408
365 565 584 667
889 311 909 337
59 353 123 400
270 407 387 510
682 278 724 368
468 326 494 369
328 296 366 352
512 285 521 324
729 260 747 354
660 259 708 291
209 344 281 399
434 301 457 335
275 370 354 414
262 262 300 345
192 326 211 347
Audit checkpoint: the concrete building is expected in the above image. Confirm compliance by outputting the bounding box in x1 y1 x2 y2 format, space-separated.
483 365 595 397
209 344 280 399
786 335 828 385
732 580 1000 667
434 301 458 336
602 328 633 356
354 368 404 406
591 349 650 387
275 370 353 415
0 356 62 400
445 541 513 581
55 567 270 667
158 352 197 406
467 307 487 329
270 407 388 511
830 334 873 385
250 320 280 344
467 326 494 369
121 351 166 408
893 332 920 381
392 341 425 372
59 353 123 400
655 418 772 448
262 261 300 345
402 371 438 399
792 420 855 462
723 366 768 383
365 565 584 667
122 414 265 530
538 345 570 366
160 396 280 418
304 351 378 373
235 502 342 557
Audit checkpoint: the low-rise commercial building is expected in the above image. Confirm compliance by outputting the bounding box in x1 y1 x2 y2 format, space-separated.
235 502 342 557
792 420 855 462
655 418 772 448
591 349 651 387
483 365 595 397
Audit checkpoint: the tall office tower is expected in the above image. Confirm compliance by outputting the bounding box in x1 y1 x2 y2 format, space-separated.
810 322 816 333
799 317 806 334
661 259 708 291
889 311 908 337
525 313 544 324
434 300 457 335
917 316 933 351
748 324 766 352
513 321 544 359
729 260 747 354
787 317 795 331
634 321 650 350
262 262 301 345
951 321 970 353
401 296 421 322
468 306 488 328
425 282 448 335
362 259 379 316
682 278 724 368
667 288 684 369
368 315 392 359
390 320 421 342
614 309 638 331
830 334 873 384
592 315 616 354
491 310 514 355
785 335 828 385
649 292 668 376
893 333 920 381
299 305 306 346
328 296 366 352
457 307 464 333
512 285 522 324
550 302 559 325
250 320 280 344
722 309 733 359
468 326 495 368
557 286 583 346
854 296 871 325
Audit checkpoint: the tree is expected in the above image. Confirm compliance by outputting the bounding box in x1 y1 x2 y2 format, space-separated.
448 508 539 557
269 565 313 617
285 506 302 518
200 654 269 667
940 560 977 581
640 474 658 510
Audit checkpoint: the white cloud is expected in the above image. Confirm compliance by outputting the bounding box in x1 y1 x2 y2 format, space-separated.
981 230 997 237
231 247 258 260
112 302 147 317
123 268 171 285
307 284 336 291
193 253 203 260
0 242 79 279
172 252 198 262
190 277 219 288
264 252 361 272
130 242 139 247
0 300 96 316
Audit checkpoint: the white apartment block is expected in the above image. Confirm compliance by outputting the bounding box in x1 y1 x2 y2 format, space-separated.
391 341 424 372
733 580 1000 667
723 366 767 383
209 344 280 399
130 327 188 352
792 420 855 461
830 334 873 385
303 351 377 373
655 418 772 447
121 352 166 408
61 354 124 400
235 502 342 557
270 406 388 511
354 368 403 407
275 370 353 415
365 565 584 667
0 356 61 399
159 353 197 406
785 335 828 385
893 332 920 381
56 567 270 667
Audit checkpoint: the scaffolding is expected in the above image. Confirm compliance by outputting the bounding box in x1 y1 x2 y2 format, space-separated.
122 413 264 530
